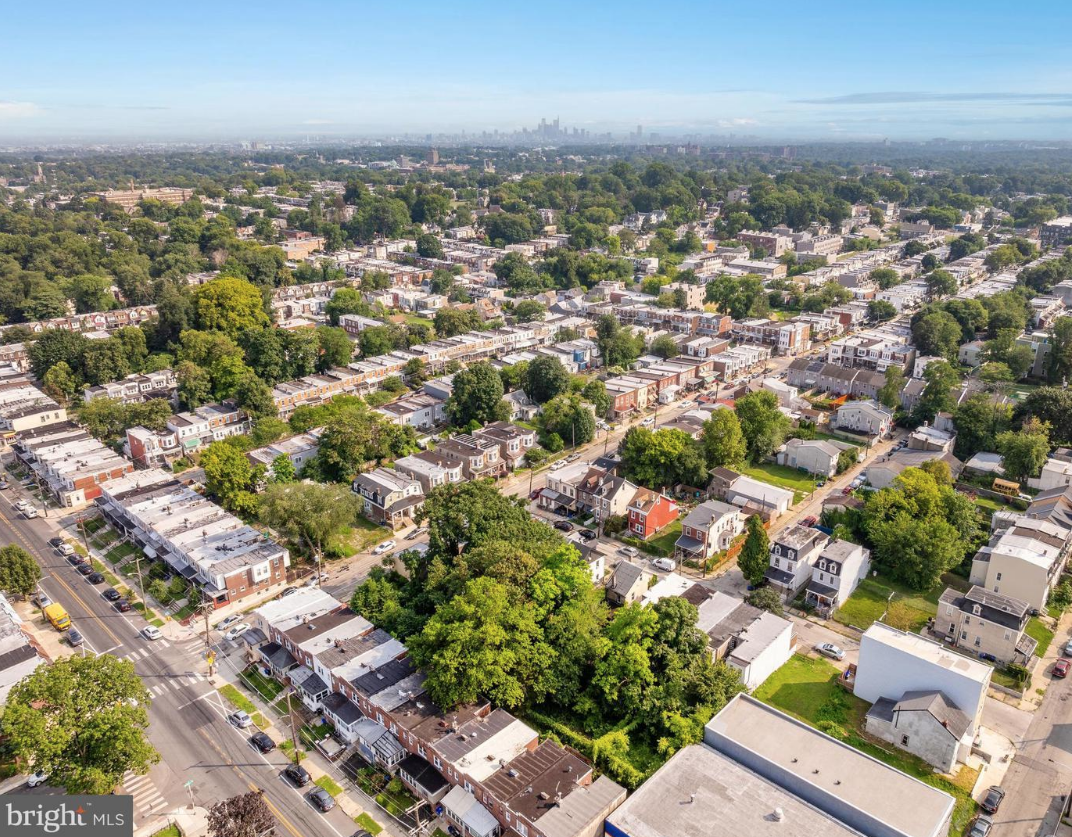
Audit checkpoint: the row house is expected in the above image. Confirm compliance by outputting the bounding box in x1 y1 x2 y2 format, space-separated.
338 314 385 335
126 401 249 466
353 468 425 530
764 525 829 601
253 590 625 837
0 342 29 372
375 392 447 431
804 539 871 615
342 257 432 286
707 344 771 382
472 422 537 471
538 460 592 517
436 434 507 480
935 586 1036 666
97 469 290 608
394 451 464 494
17 426 133 508
832 400 895 437
0 380 67 432
82 369 177 405
0 304 157 339
674 500 745 563
731 319 811 356
575 466 638 522
627 489 679 540
247 428 323 479
826 332 916 373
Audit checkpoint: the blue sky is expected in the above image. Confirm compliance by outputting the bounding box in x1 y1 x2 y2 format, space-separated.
3 0 1072 142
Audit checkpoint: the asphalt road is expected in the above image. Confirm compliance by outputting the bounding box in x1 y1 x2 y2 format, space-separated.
0 492 354 837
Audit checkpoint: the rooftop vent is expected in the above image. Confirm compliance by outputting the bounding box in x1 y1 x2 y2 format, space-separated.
773 807 784 822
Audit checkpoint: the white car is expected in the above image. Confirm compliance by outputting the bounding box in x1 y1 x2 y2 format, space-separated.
57 543 74 556
641 417 655 426
228 710 253 729
14 499 30 511
224 623 251 642
373 540 396 555
141 625 163 641
32 593 53 609
23 506 38 519
817 642 845 661
618 546 639 558
549 460 565 470
651 557 677 572
217 614 242 631
26 771 48 788
679 400 693 408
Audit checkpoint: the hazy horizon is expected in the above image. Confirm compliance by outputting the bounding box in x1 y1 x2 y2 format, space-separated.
4 0 1072 143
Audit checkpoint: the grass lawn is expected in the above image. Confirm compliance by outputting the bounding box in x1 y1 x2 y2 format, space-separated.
1027 617 1055 657
329 517 392 558
219 684 256 715
833 572 966 633
105 542 139 563
91 529 119 549
637 519 682 557
756 655 979 836
241 667 284 702
82 516 106 535
315 775 344 797
992 667 1030 692
355 813 383 835
150 826 181 837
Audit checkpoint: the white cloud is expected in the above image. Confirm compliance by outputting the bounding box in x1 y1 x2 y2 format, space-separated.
717 117 758 128
0 101 41 119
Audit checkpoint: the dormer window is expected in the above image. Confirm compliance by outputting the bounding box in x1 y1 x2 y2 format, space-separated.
972 604 982 616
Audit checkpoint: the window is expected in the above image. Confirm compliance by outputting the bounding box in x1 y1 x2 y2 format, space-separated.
901 735 909 746
1004 631 1011 641
433 756 441 769
974 636 981 647
972 604 982 616
961 631 968 640
464 781 472 793
996 573 1002 582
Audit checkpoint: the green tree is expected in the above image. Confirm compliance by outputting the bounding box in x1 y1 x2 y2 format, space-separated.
82 339 132 385
542 394 596 448
997 417 1051 483
701 410 746 469
316 326 354 371
523 355 571 404
735 390 791 464
869 268 900 290
409 577 550 709
324 288 373 325
511 299 546 323
41 361 77 405
650 334 679 359
746 586 784 617
0 655 157 794
1047 316 1072 384
270 453 296 483
0 544 41 596
913 360 960 423
66 273 115 314
952 393 1012 460
447 361 509 426
259 481 361 563
867 300 897 322
912 311 962 360
619 427 708 489
581 378 612 418
1014 387 1072 444
28 330 87 380
737 515 769 586
176 360 213 410
925 269 958 299
434 307 481 338
415 233 444 259
193 276 270 338
878 365 906 410
202 441 255 512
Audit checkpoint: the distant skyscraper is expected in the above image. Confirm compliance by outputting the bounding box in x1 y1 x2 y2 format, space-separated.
637 124 643 137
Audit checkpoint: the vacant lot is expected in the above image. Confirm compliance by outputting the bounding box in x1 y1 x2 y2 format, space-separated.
833 572 969 633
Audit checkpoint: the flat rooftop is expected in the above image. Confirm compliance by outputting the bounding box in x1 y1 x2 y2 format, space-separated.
704 695 954 837
862 622 991 682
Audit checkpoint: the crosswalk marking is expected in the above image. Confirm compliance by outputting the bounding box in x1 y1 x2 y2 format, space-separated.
121 771 168 820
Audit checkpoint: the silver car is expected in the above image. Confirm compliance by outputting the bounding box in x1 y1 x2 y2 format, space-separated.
817 642 845 661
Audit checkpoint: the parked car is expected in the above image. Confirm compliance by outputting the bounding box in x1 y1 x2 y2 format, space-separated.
57 543 74 557
283 763 311 787
817 642 845 661
23 507 38 519
641 417 655 426
978 652 997 663
114 599 132 613
228 710 253 729
554 521 573 532
801 515 818 527
102 588 121 602
968 815 993 837
250 731 276 753
529 490 542 500
579 529 597 540
549 460 565 470
217 614 242 630
618 546 639 558
76 564 94 576
15 499 31 512
141 626 163 641
1056 659 1071 678
352 830 373 837
32 593 52 609
405 526 427 541
225 623 251 641
308 788 336 813
26 771 48 788
981 786 1005 814
0 479 9 490
373 540 396 555
86 572 105 584
651 557 677 572
67 628 84 647
1064 639 1072 657
281 587 299 597
66 553 85 566
48 536 64 548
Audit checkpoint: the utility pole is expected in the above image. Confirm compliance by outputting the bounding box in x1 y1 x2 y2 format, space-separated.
286 687 301 761
201 602 215 678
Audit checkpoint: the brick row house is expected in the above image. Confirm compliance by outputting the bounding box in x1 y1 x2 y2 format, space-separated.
252 589 625 837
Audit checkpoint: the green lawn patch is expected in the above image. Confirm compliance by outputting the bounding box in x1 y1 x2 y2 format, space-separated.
150 826 181 837
740 462 818 496
832 572 958 633
636 519 682 557
82 516 106 535
300 721 335 747
315 775 344 797
171 601 198 621
219 684 256 715
241 667 285 702
375 777 418 817
105 542 139 564
355 813 383 835
327 517 391 559
91 529 119 549
1027 617 1055 657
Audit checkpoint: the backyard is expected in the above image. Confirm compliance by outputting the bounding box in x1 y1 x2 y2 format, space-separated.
833 572 970 633
739 462 814 504
1027 617 1055 657
755 655 979 836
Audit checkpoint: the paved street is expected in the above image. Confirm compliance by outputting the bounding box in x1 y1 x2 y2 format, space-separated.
0 491 359 837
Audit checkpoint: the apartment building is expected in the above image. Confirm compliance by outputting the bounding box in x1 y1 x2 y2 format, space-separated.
125 401 249 466
1041 216 1072 249
436 434 507 480
969 512 1070 611
731 319 811 356
827 331 916 373
472 422 536 471
393 450 464 494
736 230 792 257
93 185 193 210
97 469 290 608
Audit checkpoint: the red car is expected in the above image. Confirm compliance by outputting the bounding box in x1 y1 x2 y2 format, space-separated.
1054 659 1070 678
801 516 818 527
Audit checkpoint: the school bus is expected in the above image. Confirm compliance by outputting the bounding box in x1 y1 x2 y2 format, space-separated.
992 478 1020 498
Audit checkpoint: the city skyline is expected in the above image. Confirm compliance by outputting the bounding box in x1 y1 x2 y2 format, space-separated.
4 0 1072 142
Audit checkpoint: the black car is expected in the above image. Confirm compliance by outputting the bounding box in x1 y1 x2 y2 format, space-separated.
48 537 64 548
553 520 573 532
76 564 94 576
283 763 311 787
102 588 121 601
308 788 336 812
981 786 1006 814
67 628 84 647
66 554 86 566
114 599 132 613
352 831 373 837
250 732 276 753
579 529 597 540
86 572 105 584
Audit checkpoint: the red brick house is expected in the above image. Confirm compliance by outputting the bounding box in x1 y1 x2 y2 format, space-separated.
627 488 679 540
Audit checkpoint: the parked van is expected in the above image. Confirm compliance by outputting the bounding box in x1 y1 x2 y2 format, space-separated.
43 603 71 631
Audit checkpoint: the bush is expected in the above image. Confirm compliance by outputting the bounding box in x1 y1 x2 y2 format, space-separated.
1049 579 1072 613
603 514 626 535
817 720 848 741
1005 663 1030 686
